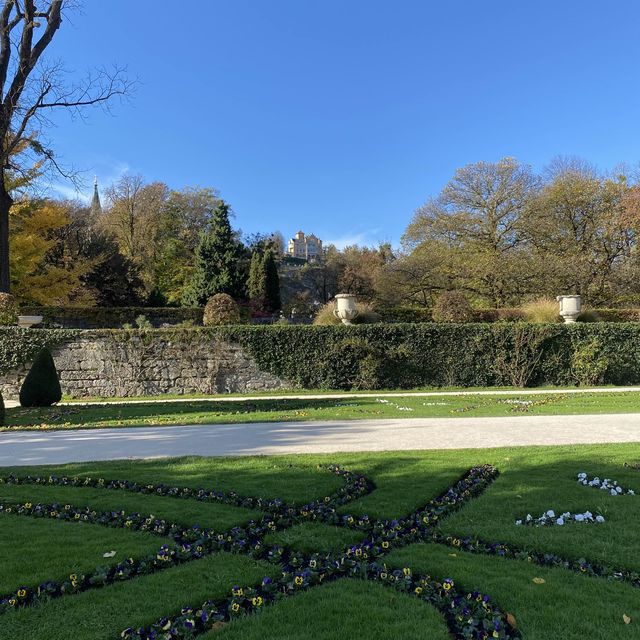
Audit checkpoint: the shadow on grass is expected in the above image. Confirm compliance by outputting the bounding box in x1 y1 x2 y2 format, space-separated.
5 397 386 428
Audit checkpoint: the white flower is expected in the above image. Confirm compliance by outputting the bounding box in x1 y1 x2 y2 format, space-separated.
556 517 564 525
515 520 522 526
578 472 636 496
595 515 605 523
546 510 555 518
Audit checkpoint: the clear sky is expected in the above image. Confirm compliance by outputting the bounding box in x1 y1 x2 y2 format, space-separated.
45 0 640 247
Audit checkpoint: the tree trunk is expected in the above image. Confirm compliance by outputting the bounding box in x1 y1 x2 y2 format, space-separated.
0 175 13 293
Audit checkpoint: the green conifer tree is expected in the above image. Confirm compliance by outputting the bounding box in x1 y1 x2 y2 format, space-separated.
19 348 62 407
247 250 266 311
183 202 244 306
263 250 281 312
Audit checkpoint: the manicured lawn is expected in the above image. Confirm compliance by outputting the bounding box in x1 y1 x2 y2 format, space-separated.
0 515 165 593
1 444 639 639
62 384 633 402
386 543 640 640
212 579 452 640
4 390 640 431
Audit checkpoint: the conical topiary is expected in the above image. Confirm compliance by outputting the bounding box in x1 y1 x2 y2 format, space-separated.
19 348 62 407
0 388 4 426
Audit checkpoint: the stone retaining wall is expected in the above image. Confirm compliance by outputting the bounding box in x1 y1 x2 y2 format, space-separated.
1 334 289 399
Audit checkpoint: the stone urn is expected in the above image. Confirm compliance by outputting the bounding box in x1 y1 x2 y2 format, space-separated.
17 315 43 328
333 294 359 325
556 295 581 323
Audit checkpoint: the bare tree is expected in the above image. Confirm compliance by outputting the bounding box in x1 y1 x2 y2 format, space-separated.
0 0 133 292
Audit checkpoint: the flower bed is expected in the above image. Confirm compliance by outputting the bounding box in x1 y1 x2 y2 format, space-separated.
577 472 636 496
2 461 638 639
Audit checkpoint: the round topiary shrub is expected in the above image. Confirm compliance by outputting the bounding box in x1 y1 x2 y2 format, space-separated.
203 293 241 326
0 292 18 326
432 291 474 323
19 348 62 407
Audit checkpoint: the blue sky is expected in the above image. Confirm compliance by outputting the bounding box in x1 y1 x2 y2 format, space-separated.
45 0 640 248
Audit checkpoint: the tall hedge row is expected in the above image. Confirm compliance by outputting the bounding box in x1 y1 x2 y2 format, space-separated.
2 323 640 389
18 305 640 329
20 306 203 329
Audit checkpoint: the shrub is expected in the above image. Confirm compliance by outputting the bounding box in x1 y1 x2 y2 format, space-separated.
313 301 380 326
491 323 562 387
595 309 640 322
571 338 608 386
520 297 562 323
577 310 601 322
0 293 18 326
203 294 241 326
135 314 152 329
376 306 433 323
19 348 62 407
319 337 408 390
432 291 474 323
475 308 526 323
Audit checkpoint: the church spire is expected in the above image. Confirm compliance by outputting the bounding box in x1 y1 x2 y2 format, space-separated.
90 176 102 214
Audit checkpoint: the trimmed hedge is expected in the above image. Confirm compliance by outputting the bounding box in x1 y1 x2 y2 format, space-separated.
3 323 640 389
19 348 62 407
19 305 640 329
378 306 640 324
20 306 203 329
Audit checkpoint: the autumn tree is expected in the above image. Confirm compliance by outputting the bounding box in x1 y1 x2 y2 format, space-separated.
403 158 540 306
337 244 391 301
524 159 636 303
9 198 89 303
51 201 144 305
0 0 132 292
102 175 168 292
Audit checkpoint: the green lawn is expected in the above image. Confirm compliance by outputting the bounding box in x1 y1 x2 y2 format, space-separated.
4 390 640 430
62 383 633 402
1 445 639 639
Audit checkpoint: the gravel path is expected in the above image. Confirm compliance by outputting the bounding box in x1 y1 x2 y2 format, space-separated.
1 413 639 466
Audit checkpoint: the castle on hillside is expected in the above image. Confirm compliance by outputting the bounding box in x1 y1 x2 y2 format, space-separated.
287 231 323 261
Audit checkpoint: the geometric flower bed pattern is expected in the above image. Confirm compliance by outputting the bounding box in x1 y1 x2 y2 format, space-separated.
0 465 638 639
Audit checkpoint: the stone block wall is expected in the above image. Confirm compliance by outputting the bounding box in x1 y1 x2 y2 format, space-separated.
1 334 289 399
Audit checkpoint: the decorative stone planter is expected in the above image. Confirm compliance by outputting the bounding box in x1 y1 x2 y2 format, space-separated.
17 315 43 328
333 294 359 325
556 295 581 323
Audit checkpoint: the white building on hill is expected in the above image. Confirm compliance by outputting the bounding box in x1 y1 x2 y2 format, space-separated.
287 231 323 261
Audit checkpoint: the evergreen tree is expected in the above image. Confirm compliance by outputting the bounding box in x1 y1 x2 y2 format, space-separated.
19 349 62 407
247 250 266 311
263 250 281 312
183 202 244 306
